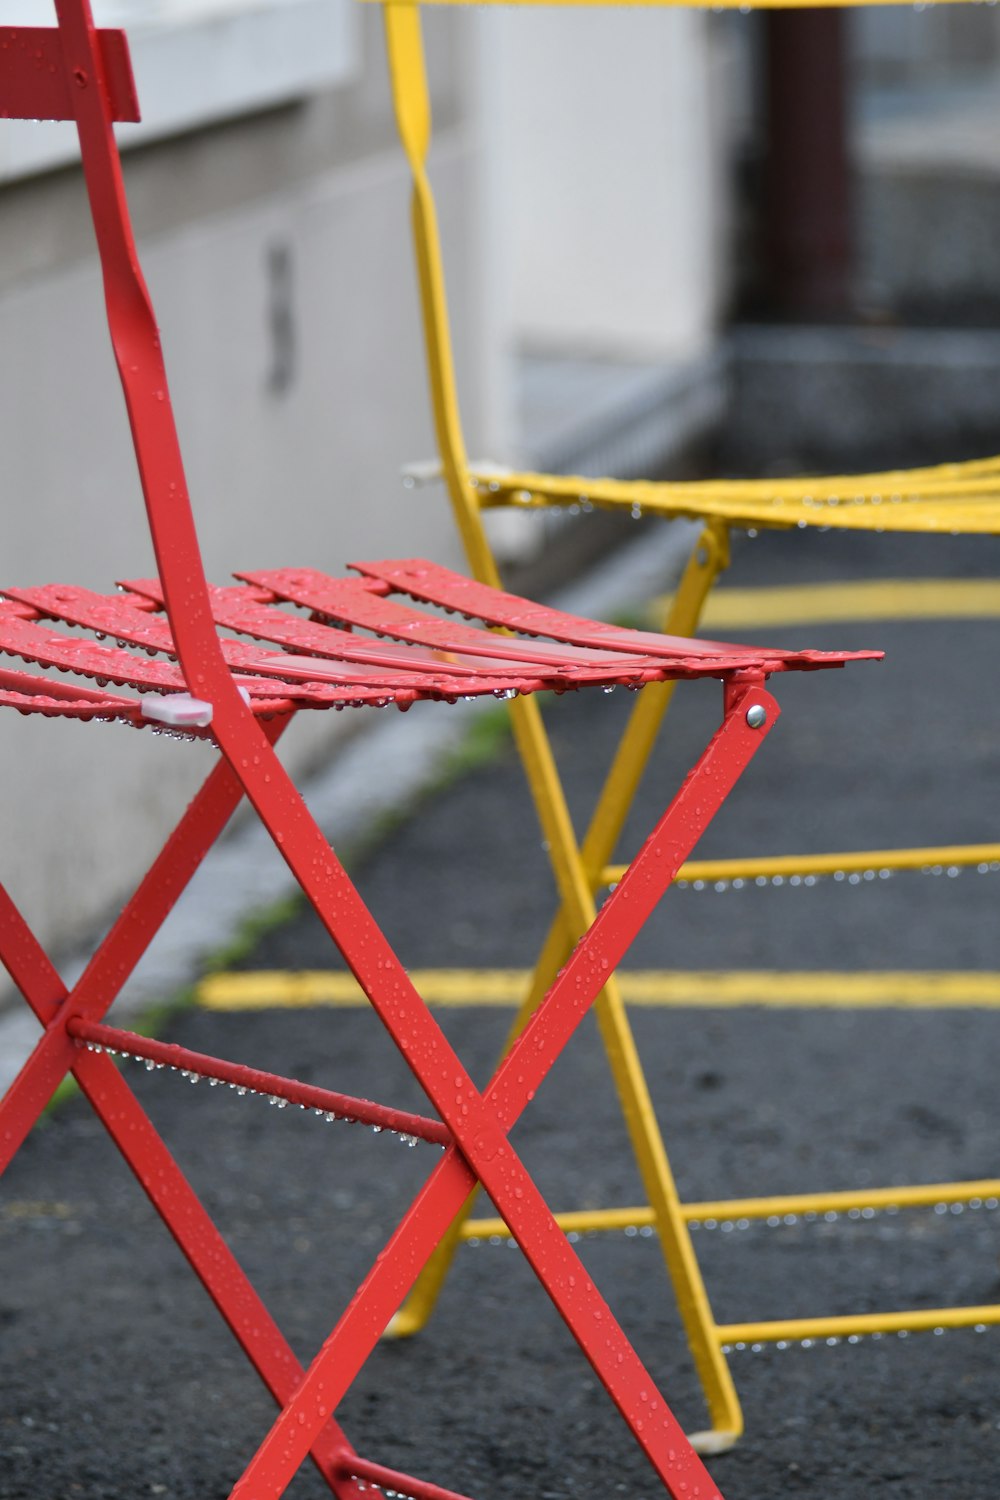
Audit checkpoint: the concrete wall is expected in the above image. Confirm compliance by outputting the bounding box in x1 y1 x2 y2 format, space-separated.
0 6 490 971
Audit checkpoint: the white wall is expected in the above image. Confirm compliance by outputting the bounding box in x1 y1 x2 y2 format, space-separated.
485 7 731 364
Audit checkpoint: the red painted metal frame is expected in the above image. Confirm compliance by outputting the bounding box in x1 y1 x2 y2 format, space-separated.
0 25 139 122
224 678 776 1500
69 1016 452 1144
0 9 877 1499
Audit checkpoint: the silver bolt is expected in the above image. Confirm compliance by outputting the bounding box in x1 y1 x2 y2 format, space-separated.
745 703 767 729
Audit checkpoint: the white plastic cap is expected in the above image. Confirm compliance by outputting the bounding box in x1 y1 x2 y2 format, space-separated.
400 458 511 488
400 458 443 487
141 693 214 729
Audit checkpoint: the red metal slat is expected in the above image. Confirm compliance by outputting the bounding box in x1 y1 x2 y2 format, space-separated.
3 580 746 698
117 578 574 681
68 1019 452 1147
122 575 688 688
3 585 177 654
0 607 432 708
355 558 882 672
0 604 184 690
0 26 139 122
0 689 138 721
357 557 749 656
0 609 240 695
0 598 590 710
0 663 133 706
4 583 539 695
238 567 693 676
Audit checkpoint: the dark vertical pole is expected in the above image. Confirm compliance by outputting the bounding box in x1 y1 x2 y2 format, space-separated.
762 9 852 318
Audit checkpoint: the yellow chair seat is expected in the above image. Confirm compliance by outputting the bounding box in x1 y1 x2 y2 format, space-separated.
471 454 1000 534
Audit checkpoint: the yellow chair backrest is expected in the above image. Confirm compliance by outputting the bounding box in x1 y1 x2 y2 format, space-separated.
380 0 1000 550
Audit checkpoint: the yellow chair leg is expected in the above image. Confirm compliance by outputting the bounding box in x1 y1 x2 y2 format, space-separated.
383 1185 480 1339
388 525 742 1448
383 6 746 1439
581 522 731 887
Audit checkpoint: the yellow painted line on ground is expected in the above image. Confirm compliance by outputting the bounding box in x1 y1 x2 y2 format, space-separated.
651 578 1000 631
197 969 1000 1011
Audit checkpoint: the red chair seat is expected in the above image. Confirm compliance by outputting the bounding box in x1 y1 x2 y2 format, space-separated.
0 559 872 725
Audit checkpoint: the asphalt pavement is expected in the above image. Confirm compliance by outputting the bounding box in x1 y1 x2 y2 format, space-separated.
1 524 999 1499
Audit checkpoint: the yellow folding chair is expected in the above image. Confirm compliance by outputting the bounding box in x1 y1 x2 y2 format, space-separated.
369 0 1000 1454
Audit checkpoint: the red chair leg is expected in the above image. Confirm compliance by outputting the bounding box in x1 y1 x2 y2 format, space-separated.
0 734 473 1500
223 680 776 1500
0 716 291 1170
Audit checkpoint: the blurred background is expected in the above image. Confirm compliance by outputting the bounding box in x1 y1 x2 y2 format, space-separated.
3 0 1000 976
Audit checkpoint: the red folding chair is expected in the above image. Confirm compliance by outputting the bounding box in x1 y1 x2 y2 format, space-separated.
0 7 879 1497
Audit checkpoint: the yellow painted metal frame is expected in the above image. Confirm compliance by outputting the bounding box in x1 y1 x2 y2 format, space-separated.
379 0 1000 1449
463 456 1000 534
